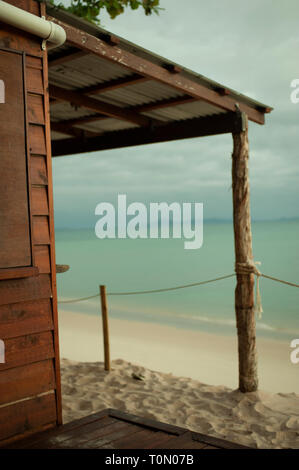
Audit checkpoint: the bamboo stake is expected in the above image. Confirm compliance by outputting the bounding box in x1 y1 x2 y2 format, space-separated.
232 112 258 393
100 285 110 371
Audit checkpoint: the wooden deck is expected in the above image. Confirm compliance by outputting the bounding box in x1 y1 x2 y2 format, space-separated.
4 408 250 449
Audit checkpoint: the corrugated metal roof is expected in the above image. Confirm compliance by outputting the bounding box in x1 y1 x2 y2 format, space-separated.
49 51 234 137
80 118 138 133
49 53 132 90
46 4 271 110
51 102 97 121
142 101 226 121
93 81 184 107
44 2 272 148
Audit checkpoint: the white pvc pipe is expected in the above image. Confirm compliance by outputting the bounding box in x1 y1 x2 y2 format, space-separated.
0 0 66 49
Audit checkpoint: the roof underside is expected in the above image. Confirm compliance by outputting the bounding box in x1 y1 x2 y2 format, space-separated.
45 5 272 158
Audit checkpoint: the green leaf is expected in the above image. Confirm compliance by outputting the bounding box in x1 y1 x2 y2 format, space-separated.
52 0 161 25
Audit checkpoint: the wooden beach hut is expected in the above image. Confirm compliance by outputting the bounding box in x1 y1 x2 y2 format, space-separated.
0 0 272 447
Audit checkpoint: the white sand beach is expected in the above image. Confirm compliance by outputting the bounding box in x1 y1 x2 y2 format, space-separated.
59 310 299 449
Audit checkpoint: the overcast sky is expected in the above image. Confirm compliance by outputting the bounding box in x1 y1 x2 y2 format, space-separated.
53 0 299 228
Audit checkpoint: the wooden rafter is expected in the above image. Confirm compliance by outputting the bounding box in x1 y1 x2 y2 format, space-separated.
51 121 101 138
50 74 149 106
51 113 105 130
52 111 245 156
49 48 88 67
132 95 196 113
49 85 153 127
50 95 197 136
74 74 148 95
48 16 268 125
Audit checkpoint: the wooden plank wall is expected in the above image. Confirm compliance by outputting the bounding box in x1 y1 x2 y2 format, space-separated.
0 0 62 445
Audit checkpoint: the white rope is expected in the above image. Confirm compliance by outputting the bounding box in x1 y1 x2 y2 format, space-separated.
261 273 299 288
58 293 99 304
58 274 235 303
107 274 235 296
58 268 299 317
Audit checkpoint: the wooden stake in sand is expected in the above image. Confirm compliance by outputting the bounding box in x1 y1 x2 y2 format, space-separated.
232 112 258 393
100 285 111 371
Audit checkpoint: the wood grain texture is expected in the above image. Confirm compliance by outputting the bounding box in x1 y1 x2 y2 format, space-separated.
5 0 39 15
40 9 63 425
232 114 258 393
30 155 48 185
31 186 49 215
27 93 45 125
0 0 60 444
0 25 42 57
0 266 38 281
6 409 111 449
0 298 53 339
52 94 195 136
0 331 54 371
29 124 46 155
0 359 56 405
33 216 50 244
34 245 50 273
0 393 56 442
108 428 167 450
31 418 126 449
0 274 52 306
49 85 152 127
26 56 42 70
52 112 244 157
4 408 251 449
0 50 32 269
26 66 44 94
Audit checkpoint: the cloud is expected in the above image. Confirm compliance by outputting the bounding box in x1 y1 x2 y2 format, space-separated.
53 0 299 227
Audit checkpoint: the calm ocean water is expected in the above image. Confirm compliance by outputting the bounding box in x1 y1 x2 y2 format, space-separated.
55 220 299 341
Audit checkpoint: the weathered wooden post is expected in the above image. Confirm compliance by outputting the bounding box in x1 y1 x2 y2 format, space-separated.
100 285 111 371
232 111 258 393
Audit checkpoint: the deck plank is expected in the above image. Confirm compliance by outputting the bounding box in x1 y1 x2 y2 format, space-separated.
108 428 164 450
79 424 143 449
154 431 206 450
4 408 250 449
30 416 119 449
7 409 111 448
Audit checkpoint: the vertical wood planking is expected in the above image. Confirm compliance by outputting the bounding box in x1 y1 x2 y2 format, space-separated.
0 0 62 443
33 216 50 244
31 186 49 215
40 0 63 426
30 155 48 185
34 245 51 273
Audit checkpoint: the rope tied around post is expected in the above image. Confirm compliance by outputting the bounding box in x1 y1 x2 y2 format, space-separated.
235 260 263 318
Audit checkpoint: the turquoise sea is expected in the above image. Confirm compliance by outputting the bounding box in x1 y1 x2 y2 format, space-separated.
55 220 299 341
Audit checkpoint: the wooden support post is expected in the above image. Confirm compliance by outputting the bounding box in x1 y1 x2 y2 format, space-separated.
232 112 258 393
100 285 111 371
